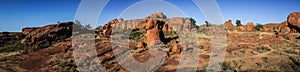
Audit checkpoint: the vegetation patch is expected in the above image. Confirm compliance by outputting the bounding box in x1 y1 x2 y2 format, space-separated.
255 46 271 53
284 50 299 55
129 28 144 42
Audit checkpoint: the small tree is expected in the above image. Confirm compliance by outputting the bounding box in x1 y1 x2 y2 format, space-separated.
236 20 242 26
190 18 196 24
255 23 263 31
189 18 197 27
205 21 212 27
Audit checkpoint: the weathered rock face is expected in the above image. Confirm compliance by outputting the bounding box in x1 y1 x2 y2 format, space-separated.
22 28 40 35
162 24 173 32
183 18 194 32
260 23 280 32
222 16 300 33
238 26 246 31
279 21 293 33
144 18 158 30
21 22 74 51
109 19 118 24
224 21 255 32
146 11 167 19
109 19 143 30
97 12 197 36
143 18 165 46
245 22 255 31
166 17 195 32
287 12 300 32
102 24 112 35
95 12 197 50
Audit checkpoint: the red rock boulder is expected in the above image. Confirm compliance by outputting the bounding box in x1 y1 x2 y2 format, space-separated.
287 12 300 32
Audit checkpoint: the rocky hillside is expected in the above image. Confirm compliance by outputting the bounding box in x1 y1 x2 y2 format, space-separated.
96 11 197 36
224 12 300 33
0 11 299 72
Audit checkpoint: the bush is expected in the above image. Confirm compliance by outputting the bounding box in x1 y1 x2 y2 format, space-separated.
205 21 212 27
189 18 196 25
262 57 268 62
255 23 263 30
0 40 23 53
255 46 270 53
250 51 255 54
236 20 242 26
129 28 143 41
221 62 234 71
58 61 67 67
284 50 298 55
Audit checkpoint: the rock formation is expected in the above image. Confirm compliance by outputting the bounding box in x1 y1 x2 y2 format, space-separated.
146 11 167 19
20 22 80 51
245 22 255 31
224 20 237 30
97 12 196 34
143 18 166 46
287 12 300 32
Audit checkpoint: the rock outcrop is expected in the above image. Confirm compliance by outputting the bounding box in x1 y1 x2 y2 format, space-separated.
260 23 279 32
287 12 300 32
96 11 197 36
224 20 237 30
245 22 255 31
260 21 297 33
146 11 167 19
258 12 300 33
22 28 40 35
143 18 166 46
21 22 74 51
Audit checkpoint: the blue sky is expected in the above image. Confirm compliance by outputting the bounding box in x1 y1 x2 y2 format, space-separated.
0 0 299 32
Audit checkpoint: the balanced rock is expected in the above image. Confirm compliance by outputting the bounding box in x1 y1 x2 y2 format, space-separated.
287 12 300 32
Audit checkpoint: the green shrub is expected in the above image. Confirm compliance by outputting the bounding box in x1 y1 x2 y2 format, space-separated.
221 62 234 71
0 40 23 52
255 23 263 30
236 20 242 26
240 50 245 54
23 47 29 54
284 50 298 55
250 51 255 55
227 50 232 54
129 28 143 41
205 21 212 27
262 57 268 62
255 46 270 53
58 61 67 67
